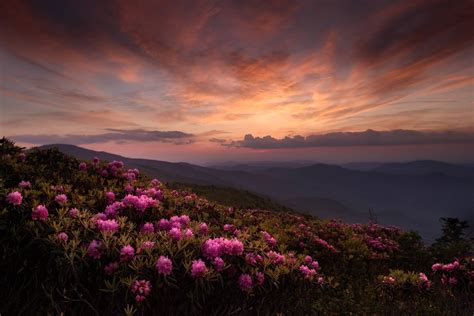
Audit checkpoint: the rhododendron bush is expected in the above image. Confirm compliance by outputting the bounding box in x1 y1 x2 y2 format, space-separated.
0 139 472 315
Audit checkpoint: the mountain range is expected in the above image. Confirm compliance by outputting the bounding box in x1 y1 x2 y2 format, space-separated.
38 144 474 242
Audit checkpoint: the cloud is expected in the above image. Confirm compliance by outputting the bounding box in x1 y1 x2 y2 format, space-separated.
11 129 195 145
1 0 473 141
226 129 474 149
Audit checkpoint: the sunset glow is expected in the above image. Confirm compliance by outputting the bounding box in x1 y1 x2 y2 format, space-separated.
1 0 473 163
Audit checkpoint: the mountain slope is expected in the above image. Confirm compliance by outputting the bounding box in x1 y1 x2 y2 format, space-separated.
37 144 474 241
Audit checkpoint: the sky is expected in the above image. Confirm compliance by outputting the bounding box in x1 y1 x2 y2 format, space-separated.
0 0 473 164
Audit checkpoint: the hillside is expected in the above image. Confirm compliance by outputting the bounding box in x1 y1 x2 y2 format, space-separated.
2 140 473 314
39 144 474 242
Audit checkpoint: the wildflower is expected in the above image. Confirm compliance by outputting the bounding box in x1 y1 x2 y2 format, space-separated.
120 245 135 262
179 215 190 227
202 237 244 258
32 205 48 221
78 162 87 171
19 181 31 188
246 253 258 265
139 241 155 252
199 223 209 235
96 219 119 233
141 222 155 234
262 231 277 247
432 263 443 271
191 259 208 278
448 277 458 285
383 276 396 285
7 191 22 205
104 262 119 275
238 274 253 291
69 208 79 217
267 251 285 264
213 257 225 271
169 227 182 241
419 272 429 283
55 194 68 204
130 279 152 302
106 191 115 203
157 218 171 231
223 224 235 232
443 260 460 271
255 272 265 285
57 232 68 242
184 228 194 238
87 240 102 259
156 256 173 276
299 265 316 279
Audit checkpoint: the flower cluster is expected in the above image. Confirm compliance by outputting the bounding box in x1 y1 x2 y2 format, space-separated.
130 279 152 302
202 237 244 258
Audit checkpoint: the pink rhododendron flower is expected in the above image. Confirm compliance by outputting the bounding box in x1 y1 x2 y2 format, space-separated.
131 279 152 302
304 255 313 264
432 263 443 271
150 178 161 187
179 215 190 227
7 191 22 205
69 208 79 217
262 231 277 247
19 181 31 188
310 260 319 270
78 162 87 171
32 205 48 221
156 256 173 276
157 218 171 231
448 277 458 285
19 152 26 161
92 156 100 165
55 194 68 204
267 251 285 264
122 194 156 212
191 259 207 278
419 272 429 283
255 272 265 285
96 219 119 233
120 245 135 262
199 223 209 235
223 224 235 232
299 265 317 279
141 222 155 234
87 240 102 259
238 274 253 291
139 241 155 252
91 212 107 223
169 227 182 241
202 237 244 258
213 257 225 271
184 228 194 238
383 276 396 285
57 232 68 242
104 262 119 275
106 191 115 203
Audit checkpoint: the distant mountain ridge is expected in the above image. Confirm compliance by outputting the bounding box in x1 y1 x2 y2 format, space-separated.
37 144 474 242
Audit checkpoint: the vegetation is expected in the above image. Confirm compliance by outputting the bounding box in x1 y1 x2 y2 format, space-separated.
1 138 473 315
168 182 295 213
